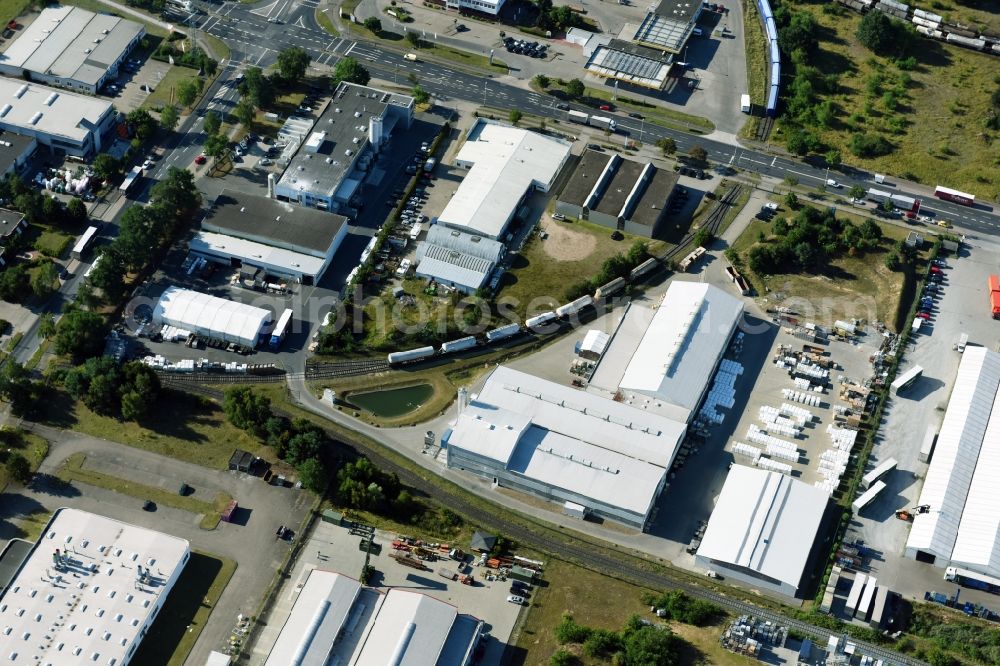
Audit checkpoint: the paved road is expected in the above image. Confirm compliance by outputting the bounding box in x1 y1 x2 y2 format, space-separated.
184 0 999 238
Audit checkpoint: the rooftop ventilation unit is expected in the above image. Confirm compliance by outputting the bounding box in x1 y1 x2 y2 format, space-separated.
15 84 28 99
44 92 58 106
29 112 42 125
0 104 12 118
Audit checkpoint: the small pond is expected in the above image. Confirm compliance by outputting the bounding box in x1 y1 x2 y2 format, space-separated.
349 383 434 418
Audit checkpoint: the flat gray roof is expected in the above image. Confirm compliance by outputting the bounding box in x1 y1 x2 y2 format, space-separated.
557 150 612 207
0 6 143 86
654 0 701 22
204 190 348 255
629 167 679 228
0 130 35 172
586 40 674 88
0 207 25 240
276 82 412 198
593 159 645 218
0 539 33 599
634 4 699 53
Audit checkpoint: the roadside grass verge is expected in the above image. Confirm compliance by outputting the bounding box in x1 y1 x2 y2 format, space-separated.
131 551 236 666
202 33 231 62
739 0 768 140
316 8 338 35
413 40 509 74
533 79 715 133
56 453 232 530
64 0 169 38
0 428 49 493
341 0 362 16
38 389 262 469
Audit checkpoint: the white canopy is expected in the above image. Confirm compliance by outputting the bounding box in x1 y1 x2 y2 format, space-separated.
153 287 272 347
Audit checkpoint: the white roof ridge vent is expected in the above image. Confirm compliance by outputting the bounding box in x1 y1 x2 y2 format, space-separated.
14 84 28 99
29 112 42 125
240 207 245 212
354 111 362 118
44 92 58 106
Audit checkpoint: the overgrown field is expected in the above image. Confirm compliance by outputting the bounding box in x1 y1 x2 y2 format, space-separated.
775 1 1000 199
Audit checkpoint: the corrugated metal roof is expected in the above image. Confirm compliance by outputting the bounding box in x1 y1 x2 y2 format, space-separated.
907 348 1000 562
263 570 362 666
696 466 828 590
438 120 570 239
354 590 456 666
590 281 743 422
921 347 1000 576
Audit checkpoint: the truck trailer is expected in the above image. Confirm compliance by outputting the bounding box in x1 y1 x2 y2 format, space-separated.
989 275 1000 319
945 567 1000 595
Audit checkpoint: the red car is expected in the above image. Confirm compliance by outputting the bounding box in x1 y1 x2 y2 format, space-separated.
194 154 207 165
916 312 931 320
929 265 941 274
599 104 613 111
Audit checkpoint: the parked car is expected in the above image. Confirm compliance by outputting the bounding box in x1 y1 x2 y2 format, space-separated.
506 595 525 605
395 258 412 277
628 112 644 119
599 104 613 111
916 312 931 320
194 154 207 165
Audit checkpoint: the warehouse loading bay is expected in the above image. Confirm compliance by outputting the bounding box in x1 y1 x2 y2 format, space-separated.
843 240 1000 611
249 519 520 666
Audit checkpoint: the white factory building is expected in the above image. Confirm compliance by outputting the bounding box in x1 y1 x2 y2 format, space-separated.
436 119 571 241
0 508 190 666
905 347 1000 575
444 365 687 530
0 78 117 158
273 83 413 214
263 569 483 666
0 6 144 94
442 0 506 17
152 287 273 348
696 465 829 597
589 281 745 423
414 224 506 294
191 190 349 285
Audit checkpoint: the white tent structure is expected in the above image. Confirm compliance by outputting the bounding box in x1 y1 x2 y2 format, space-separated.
906 347 1000 572
153 287 272 347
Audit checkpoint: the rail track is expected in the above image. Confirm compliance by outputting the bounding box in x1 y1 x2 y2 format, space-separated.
755 115 775 143
163 377 924 666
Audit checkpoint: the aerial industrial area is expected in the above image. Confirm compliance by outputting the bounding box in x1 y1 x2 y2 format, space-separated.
0 0 998 665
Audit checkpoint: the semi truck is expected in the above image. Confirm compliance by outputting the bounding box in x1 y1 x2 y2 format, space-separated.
565 110 617 132
867 188 920 213
268 308 293 351
934 185 975 207
945 567 1000 594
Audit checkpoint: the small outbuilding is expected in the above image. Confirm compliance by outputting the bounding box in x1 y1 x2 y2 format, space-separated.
470 531 498 553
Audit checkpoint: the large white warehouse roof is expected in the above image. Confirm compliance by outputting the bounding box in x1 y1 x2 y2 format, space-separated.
0 508 190 666
447 365 686 517
589 281 744 422
907 347 1000 573
696 465 828 594
153 287 272 348
437 120 571 239
0 77 114 144
263 569 482 666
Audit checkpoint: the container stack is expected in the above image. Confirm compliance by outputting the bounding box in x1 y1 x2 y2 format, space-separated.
732 441 763 462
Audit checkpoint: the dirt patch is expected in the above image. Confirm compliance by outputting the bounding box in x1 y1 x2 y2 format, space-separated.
539 218 596 262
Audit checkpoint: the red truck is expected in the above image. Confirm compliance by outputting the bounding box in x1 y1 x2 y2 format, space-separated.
990 275 1000 319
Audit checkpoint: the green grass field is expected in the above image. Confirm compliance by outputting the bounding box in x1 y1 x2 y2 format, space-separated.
740 0 768 139
0 428 49 493
40 389 263 469
57 453 232 529
33 229 72 258
780 4 1000 199
131 552 236 666
144 66 205 110
0 0 28 26
63 0 169 38
498 220 664 318
515 560 749 666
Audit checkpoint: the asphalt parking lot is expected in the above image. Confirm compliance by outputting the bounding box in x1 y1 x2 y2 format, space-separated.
0 426 311 666
845 239 1000 610
249 520 520 666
